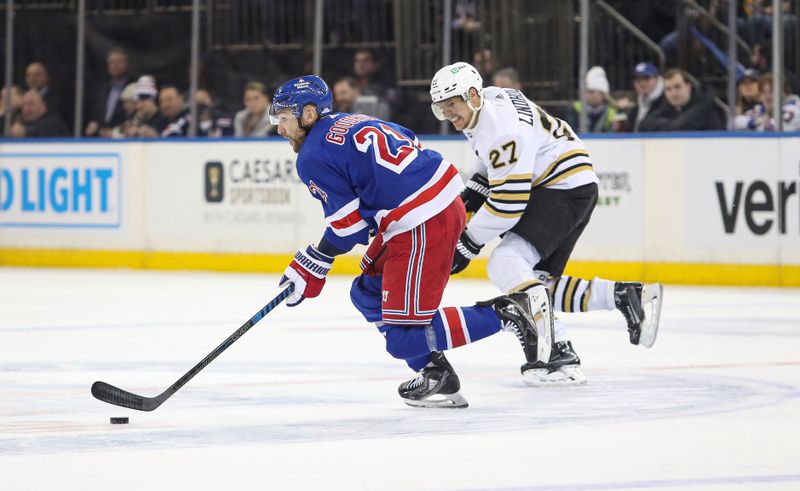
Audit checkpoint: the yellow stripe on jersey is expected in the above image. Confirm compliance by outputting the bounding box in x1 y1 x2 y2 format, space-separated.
509 279 544 293
488 191 531 202
542 164 594 188
563 276 578 312
532 150 589 187
482 201 525 218
489 173 533 187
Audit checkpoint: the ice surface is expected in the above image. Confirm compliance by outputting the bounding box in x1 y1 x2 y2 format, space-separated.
1 267 799 490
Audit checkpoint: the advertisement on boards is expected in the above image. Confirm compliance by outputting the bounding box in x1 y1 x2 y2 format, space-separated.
201 150 301 223
568 139 645 260
684 139 799 250
0 152 121 228
144 142 320 252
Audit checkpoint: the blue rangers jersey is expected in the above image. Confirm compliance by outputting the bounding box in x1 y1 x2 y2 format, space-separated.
295 113 463 253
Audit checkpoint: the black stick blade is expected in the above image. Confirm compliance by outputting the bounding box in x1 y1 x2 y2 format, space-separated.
91 381 159 412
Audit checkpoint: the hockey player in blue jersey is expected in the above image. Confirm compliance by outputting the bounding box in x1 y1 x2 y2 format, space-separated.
270 75 554 408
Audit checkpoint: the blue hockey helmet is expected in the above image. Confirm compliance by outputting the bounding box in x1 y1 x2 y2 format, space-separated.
269 75 333 124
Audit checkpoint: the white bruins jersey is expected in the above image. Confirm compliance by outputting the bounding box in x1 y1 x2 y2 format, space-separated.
464 86 598 245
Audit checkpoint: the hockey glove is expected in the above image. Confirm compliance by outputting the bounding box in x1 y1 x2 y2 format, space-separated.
461 173 490 222
451 231 483 275
280 245 334 307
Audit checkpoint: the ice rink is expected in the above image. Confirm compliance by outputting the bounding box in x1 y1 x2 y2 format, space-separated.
1 267 799 491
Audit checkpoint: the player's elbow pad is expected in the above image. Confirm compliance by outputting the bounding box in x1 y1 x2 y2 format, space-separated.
461 173 490 213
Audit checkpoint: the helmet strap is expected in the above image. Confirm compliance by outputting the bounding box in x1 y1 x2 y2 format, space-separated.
464 91 484 130
298 118 313 132
298 104 321 132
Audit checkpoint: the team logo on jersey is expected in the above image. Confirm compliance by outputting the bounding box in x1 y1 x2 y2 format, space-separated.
308 180 328 202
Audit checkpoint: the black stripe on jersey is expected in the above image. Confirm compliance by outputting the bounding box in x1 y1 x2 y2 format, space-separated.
489 188 530 194
579 282 591 312
490 178 531 188
484 200 523 215
489 197 530 204
533 151 590 187
552 151 589 168
538 162 593 188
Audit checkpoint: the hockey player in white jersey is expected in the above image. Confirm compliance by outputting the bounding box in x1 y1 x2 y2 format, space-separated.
430 62 663 386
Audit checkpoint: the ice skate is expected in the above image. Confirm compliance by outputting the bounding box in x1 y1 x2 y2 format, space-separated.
398 352 468 408
521 340 586 387
614 282 663 348
478 288 554 364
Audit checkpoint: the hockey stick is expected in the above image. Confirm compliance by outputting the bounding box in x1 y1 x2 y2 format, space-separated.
91 283 295 412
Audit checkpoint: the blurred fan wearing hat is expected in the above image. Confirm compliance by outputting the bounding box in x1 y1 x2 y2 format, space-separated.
568 66 618 133
737 68 761 115
625 62 665 132
122 75 168 137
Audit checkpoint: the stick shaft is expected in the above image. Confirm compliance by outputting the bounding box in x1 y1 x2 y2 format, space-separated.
159 285 293 398
91 284 294 411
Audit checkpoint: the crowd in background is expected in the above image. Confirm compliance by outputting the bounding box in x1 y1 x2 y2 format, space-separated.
0 46 402 139
1 0 798 138
568 62 799 133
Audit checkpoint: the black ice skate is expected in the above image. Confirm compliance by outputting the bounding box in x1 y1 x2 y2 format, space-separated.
478 289 554 364
520 340 586 387
398 351 468 408
614 282 663 348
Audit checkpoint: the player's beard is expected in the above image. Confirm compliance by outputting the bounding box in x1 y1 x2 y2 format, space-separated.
288 128 308 153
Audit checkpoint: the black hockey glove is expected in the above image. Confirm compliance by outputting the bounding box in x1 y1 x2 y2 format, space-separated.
461 173 490 215
451 232 483 275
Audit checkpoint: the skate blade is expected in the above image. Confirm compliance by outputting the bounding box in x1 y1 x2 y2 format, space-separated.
638 283 663 349
523 365 587 387
402 392 469 409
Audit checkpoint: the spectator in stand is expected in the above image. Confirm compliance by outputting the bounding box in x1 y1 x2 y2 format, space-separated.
734 73 800 131
332 76 391 120
750 42 771 73
352 49 395 116
625 62 665 132
639 68 724 131
124 75 167 138
568 66 618 133
197 89 234 137
736 68 762 115
86 47 134 137
233 82 273 137
745 1 796 49
492 67 521 90
749 41 799 94
24 62 63 122
451 0 481 61
8 90 68 138
195 89 219 137
160 86 200 137
453 0 481 32
472 48 501 80
109 82 137 138
353 49 386 96
333 77 358 112
0 85 23 129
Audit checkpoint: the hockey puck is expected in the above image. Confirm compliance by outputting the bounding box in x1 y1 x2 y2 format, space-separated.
110 417 129 425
